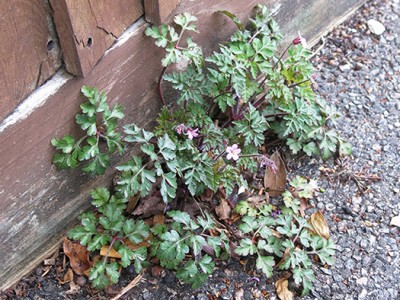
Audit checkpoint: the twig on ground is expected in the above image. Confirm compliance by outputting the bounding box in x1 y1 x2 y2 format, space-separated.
309 36 326 59
110 270 145 300
320 158 381 194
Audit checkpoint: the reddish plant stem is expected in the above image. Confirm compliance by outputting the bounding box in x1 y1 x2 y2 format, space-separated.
158 66 168 106
102 236 117 265
264 112 289 118
288 77 311 88
235 92 267 120
273 43 292 70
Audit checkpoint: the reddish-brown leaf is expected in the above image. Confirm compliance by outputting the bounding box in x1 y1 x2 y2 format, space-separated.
215 199 231 220
65 281 80 295
299 198 309 217
58 268 74 284
63 238 91 276
264 152 287 197
151 265 165 277
132 196 165 218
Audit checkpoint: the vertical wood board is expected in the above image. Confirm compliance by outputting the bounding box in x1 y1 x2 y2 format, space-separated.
144 0 181 24
0 0 61 121
50 0 143 77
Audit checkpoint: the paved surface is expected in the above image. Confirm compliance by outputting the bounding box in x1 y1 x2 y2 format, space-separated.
305 0 400 298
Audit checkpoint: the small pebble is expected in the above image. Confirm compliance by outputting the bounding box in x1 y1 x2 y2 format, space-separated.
76 276 86 286
368 19 386 35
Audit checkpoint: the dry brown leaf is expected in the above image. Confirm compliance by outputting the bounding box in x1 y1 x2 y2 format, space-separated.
275 278 294 300
100 238 151 258
299 198 309 217
132 195 165 217
276 247 291 268
63 238 91 276
215 199 231 220
390 215 400 227
153 214 165 225
100 246 122 259
58 268 74 285
264 152 287 197
309 211 330 239
126 193 141 213
271 229 282 238
151 265 165 277
44 258 55 266
65 281 80 295
247 195 268 209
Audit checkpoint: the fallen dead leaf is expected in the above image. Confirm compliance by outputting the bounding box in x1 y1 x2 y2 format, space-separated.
247 195 268 209
63 238 91 276
132 195 165 217
126 193 141 213
151 265 165 277
309 211 330 239
58 268 74 285
299 198 309 217
65 281 80 295
276 247 291 269
44 258 55 266
390 215 400 227
264 152 287 197
275 278 293 300
153 214 165 225
271 229 282 238
215 199 232 220
100 245 121 259
100 238 151 258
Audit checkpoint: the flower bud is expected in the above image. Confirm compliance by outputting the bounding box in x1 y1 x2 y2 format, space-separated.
293 31 307 47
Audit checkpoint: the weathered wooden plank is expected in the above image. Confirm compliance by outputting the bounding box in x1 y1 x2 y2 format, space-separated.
0 0 61 121
144 0 181 24
0 0 366 290
50 0 143 77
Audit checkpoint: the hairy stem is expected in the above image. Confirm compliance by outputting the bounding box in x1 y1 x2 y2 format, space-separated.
273 43 292 70
102 237 117 266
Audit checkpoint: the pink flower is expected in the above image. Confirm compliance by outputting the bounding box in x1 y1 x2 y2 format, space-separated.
260 155 277 174
186 127 199 140
176 123 186 135
293 31 307 47
226 144 241 161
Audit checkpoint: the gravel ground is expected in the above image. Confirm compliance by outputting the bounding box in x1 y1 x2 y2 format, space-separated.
304 0 400 298
1 0 399 299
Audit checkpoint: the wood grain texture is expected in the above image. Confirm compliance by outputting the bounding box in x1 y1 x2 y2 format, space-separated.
0 0 61 121
144 0 181 24
0 0 366 290
50 0 143 77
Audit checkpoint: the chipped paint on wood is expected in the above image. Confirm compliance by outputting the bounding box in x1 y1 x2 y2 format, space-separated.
0 71 72 134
